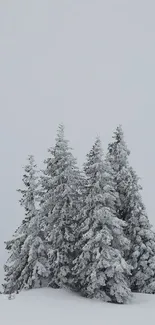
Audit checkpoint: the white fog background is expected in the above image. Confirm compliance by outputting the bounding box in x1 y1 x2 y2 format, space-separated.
0 0 155 285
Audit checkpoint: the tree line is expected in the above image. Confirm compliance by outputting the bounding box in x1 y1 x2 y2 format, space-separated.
3 124 155 304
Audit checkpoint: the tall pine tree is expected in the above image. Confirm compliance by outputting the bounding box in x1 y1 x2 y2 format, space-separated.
73 138 131 303
39 125 83 289
107 126 155 293
3 156 49 294
125 167 155 293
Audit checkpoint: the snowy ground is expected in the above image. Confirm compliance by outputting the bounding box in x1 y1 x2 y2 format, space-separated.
0 288 154 325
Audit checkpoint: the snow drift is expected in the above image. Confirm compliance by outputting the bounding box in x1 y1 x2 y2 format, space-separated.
0 288 154 325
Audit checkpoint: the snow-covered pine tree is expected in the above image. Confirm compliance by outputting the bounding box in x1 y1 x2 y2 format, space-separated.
125 167 155 293
107 125 131 221
40 125 83 289
107 125 155 293
73 138 131 303
3 155 49 294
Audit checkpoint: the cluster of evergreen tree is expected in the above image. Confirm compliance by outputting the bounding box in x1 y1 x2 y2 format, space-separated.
3 125 155 304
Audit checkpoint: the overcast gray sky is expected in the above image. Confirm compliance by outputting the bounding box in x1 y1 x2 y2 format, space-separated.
0 0 155 284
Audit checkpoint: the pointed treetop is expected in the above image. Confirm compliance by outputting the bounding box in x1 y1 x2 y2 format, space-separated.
54 123 71 152
112 125 128 146
21 155 37 188
57 123 65 139
114 125 124 141
25 155 36 173
24 155 36 169
108 125 130 159
94 136 102 150
84 137 104 177
87 136 103 159
28 155 35 165
47 124 71 158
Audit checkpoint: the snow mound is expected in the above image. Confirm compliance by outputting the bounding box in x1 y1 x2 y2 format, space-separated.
0 288 155 325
